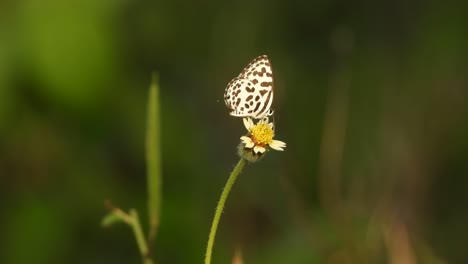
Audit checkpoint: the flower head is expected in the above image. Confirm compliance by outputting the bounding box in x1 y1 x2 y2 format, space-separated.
238 117 286 162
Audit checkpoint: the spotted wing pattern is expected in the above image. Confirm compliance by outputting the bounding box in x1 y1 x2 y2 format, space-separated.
224 55 274 119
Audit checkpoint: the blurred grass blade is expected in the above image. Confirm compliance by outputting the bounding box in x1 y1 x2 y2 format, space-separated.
101 212 125 227
146 72 162 242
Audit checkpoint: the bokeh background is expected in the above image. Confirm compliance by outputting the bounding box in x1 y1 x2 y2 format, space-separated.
1 0 467 263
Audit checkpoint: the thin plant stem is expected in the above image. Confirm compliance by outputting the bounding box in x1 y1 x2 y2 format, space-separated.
147 72 162 244
106 207 153 264
129 209 154 264
103 74 161 264
205 158 247 264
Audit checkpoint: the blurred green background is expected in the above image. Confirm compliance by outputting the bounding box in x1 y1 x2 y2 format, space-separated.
1 0 467 263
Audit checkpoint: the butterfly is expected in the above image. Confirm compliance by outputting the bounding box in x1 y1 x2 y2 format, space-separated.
224 55 274 119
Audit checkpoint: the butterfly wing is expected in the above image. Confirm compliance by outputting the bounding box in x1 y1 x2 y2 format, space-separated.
224 55 274 119
225 77 274 118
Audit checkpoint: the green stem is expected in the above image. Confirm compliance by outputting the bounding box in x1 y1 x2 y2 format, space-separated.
129 209 154 264
147 72 162 244
204 158 246 264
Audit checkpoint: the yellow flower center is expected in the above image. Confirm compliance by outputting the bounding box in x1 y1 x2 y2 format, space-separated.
250 122 274 146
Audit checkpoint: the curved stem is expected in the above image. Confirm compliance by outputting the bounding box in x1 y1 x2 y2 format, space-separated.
108 207 153 264
205 158 246 264
129 209 152 264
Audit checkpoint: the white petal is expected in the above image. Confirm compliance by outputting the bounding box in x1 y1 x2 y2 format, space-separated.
240 136 254 148
253 146 266 154
269 140 286 151
245 141 255 148
243 118 251 130
248 118 254 128
241 138 255 148
269 145 284 151
273 140 286 147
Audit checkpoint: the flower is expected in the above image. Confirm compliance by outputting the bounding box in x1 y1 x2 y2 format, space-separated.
240 117 286 155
